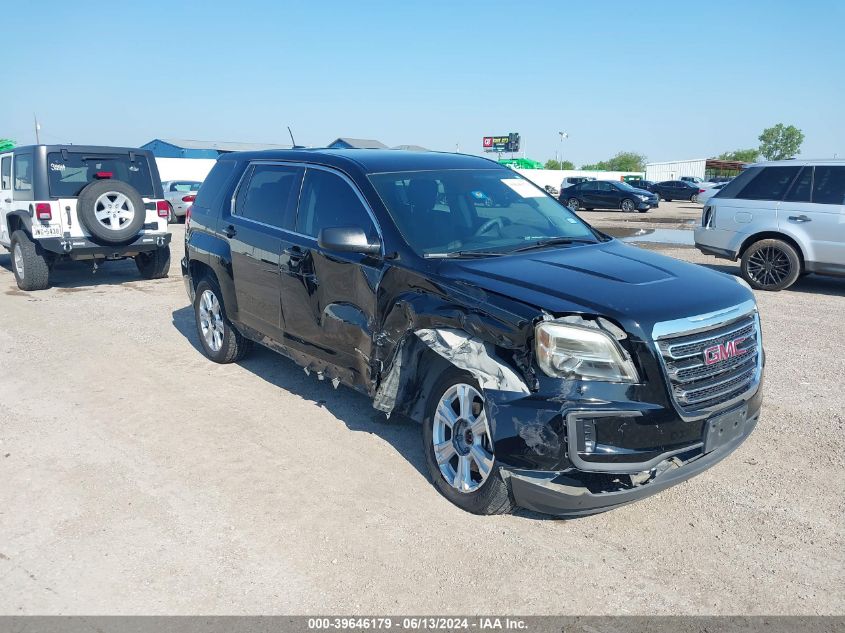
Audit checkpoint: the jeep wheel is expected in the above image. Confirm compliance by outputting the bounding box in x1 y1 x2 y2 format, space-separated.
422 369 514 515
77 179 146 244
135 245 171 279
10 230 50 291
194 278 252 363
741 238 801 291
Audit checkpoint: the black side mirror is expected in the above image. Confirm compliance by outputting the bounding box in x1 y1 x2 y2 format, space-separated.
318 226 381 255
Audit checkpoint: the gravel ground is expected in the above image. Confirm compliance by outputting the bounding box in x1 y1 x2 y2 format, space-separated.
0 207 842 615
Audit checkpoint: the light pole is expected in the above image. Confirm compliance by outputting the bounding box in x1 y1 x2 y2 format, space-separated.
558 131 568 171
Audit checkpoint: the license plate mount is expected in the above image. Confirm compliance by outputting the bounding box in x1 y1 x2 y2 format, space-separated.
704 405 748 454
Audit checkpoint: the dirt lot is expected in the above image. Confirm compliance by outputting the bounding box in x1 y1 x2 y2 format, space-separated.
1 202 843 615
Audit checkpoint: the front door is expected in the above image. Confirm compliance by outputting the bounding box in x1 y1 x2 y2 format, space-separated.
278 166 382 389
0 153 12 246
225 162 303 341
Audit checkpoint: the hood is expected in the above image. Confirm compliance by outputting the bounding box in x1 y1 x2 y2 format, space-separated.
628 187 656 197
437 240 753 336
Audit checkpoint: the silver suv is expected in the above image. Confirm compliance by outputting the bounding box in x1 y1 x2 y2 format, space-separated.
694 159 845 290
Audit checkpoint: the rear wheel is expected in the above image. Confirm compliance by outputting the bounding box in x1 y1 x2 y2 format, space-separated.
194 277 252 363
691 193 699 203
135 245 171 279
10 230 50 291
422 369 514 515
620 198 636 212
167 203 177 224
740 238 801 291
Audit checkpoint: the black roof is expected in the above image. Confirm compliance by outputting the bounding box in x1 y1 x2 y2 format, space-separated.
220 148 503 174
12 144 154 155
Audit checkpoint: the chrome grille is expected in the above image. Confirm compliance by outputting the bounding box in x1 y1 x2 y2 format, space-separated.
656 312 761 414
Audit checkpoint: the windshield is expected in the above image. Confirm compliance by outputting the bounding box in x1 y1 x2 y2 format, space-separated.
617 181 642 192
369 169 598 256
47 152 156 197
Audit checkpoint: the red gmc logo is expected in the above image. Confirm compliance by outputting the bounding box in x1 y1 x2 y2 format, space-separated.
703 336 749 365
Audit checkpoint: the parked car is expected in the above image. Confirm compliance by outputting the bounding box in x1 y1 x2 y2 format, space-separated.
561 180 658 212
652 180 701 202
182 149 763 517
695 159 845 291
695 182 727 205
681 176 705 185
560 176 595 190
626 179 656 192
0 145 172 290
162 180 202 223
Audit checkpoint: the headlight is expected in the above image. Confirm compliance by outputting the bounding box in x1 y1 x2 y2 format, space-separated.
535 321 639 382
639 195 649 201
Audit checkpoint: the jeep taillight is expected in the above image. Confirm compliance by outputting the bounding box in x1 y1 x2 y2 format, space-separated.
182 195 196 203
35 203 52 221
156 201 169 218
185 206 192 229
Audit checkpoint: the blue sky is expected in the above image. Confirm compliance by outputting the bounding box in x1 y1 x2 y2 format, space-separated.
4 0 843 165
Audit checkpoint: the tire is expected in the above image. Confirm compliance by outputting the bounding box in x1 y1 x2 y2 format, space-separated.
690 193 699 203
620 198 636 212
422 368 514 515
740 238 801 291
194 277 253 363
167 203 177 224
638 209 649 214
135 245 171 279
566 198 580 211
10 230 50 291
76 179 146 244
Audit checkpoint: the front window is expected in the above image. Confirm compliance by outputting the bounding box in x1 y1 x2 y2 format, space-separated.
369 169 597 257
47 152 156 197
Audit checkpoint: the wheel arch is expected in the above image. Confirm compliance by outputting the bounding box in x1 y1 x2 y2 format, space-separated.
739 231 806 268
6 210 33 237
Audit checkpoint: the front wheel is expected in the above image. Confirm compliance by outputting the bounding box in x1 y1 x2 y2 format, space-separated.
620 198 636 212
10 230 50 291
193 278 253 363
690 193 699 203
167 203 177 224
422 369 514 515
740 238 801 291
566 198 580 211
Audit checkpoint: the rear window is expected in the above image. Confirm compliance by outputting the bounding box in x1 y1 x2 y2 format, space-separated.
47 152 155 197
193 160 237 209
170 181 201 192
811 166 845 205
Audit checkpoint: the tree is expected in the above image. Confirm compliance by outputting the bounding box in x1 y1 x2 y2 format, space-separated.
581 151 646 172
758 124 804 161
0 139 14 152
717 148 759 163
544 159 575 170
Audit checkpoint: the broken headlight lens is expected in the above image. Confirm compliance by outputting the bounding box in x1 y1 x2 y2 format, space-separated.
535 322 639 383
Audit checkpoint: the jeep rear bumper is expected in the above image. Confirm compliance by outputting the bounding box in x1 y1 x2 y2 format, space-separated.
36 232 171 257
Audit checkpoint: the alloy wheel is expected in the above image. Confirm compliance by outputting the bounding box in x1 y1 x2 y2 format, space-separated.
621 199 635 212
746 246 792 288
94 192 136 231
198 289 224 352
13 242 24 278
431 383 495 493
567 198 580 211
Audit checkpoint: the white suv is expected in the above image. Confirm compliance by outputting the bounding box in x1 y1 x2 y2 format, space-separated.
0 145 172 290
694 159 845 290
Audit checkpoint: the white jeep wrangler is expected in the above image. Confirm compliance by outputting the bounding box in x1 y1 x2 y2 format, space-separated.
0 144 172 290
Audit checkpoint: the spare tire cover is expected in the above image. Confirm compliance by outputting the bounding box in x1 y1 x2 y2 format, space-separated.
76 179 147 245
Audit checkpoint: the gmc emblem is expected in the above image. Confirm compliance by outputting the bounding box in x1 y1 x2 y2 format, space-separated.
703 336 749 365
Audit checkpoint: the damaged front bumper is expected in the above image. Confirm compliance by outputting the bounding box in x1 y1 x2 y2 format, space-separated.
503 408 759 516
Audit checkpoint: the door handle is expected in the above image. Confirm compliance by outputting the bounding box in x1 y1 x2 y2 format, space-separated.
3 198 10 203
223 224 237 238
788 215 811 223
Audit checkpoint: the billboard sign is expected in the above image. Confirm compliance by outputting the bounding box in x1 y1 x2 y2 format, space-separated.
482 133 520 153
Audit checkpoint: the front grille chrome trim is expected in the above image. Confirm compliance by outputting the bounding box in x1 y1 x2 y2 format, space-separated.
652 301 763 421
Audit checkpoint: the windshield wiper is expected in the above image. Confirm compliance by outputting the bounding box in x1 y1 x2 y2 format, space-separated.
424 250 507 259
510 237 596 253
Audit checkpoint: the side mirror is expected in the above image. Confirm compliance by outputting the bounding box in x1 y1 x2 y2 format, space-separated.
318 226 381 255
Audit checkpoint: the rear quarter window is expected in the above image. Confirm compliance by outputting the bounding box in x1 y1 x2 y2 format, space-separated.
811 166 845 205
714 168 761 200
193 160 238 211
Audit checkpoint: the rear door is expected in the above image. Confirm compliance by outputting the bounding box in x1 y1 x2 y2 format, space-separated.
0 153 12 245
225 162 303 340
779 165 845 271
278 166 382 389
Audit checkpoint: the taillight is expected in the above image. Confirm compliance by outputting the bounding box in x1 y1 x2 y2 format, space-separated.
182 195 196 203
156 201 169 218
185 205 192 229
95 171 113 179
699 188 706 193
35 203 52 221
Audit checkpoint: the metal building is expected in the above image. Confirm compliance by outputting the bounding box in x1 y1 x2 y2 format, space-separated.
645 159 707 182
141 138 291 158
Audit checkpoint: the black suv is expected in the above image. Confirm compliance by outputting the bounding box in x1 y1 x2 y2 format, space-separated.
652 180 701 202
560 180 658 213
182 149 764 517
